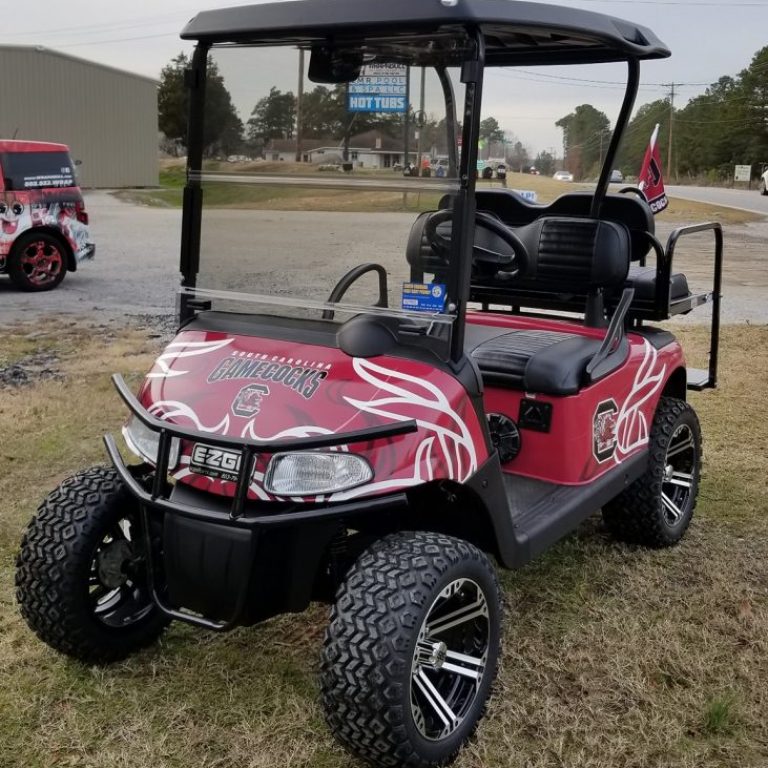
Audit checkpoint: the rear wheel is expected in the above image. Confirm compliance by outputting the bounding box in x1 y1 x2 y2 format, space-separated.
603 397 701 547
16 466 168 663
760 178 767 196
8 231 67 291
321 531 502 767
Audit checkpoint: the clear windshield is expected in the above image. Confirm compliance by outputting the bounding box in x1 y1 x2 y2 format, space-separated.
478 61 632 204
194 42 470 357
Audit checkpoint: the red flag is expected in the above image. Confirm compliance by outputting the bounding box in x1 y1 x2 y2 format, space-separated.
638 124 668 214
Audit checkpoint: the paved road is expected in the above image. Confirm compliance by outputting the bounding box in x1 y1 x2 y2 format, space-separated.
667 184 768 216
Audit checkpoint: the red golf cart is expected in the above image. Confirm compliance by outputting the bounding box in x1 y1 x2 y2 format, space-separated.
17 2 722 765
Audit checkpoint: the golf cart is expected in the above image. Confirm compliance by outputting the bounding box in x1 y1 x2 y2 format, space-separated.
16 1 723 766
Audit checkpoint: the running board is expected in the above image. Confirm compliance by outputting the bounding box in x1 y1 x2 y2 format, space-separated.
501 452 648 567
687 367 714 391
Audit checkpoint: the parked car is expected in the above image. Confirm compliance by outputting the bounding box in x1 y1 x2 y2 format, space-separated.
610 169 624 183
553 170 574 182
0 140 94 291
759 168 768 195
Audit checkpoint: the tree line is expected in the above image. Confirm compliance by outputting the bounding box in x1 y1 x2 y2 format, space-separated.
556 45 768 181
158 46 768 180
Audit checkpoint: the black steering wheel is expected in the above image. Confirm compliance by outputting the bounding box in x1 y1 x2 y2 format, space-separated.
618 185 648 201
424 209 526 279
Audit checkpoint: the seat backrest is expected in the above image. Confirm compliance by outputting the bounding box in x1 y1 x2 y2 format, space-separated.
472 189 654 263
467 216 632 326
508 216 630 292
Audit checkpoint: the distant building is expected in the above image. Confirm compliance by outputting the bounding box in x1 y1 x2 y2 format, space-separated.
0 46 158 188
266 131 419 169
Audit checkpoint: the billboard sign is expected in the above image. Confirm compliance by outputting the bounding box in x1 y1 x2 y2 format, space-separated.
348 64 407 113
734 164 751 182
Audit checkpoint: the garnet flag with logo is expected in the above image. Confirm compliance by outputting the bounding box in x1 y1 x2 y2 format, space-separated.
638 124 668 214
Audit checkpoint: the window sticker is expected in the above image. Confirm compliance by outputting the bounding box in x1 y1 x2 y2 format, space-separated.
401 283 447 313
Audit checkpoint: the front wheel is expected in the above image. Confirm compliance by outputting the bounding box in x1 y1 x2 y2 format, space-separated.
321 532 502 768
603 397 701 547
15 466 169 663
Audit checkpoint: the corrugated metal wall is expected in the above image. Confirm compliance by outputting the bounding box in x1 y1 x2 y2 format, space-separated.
0 46 158 188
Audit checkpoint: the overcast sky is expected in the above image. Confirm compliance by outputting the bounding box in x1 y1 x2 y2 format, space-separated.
5 0 768 154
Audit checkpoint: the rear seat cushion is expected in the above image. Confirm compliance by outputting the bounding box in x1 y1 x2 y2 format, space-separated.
628 265 690 300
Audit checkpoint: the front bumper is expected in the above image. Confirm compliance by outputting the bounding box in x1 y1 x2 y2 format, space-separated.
105 373 415 629
77 242 96 262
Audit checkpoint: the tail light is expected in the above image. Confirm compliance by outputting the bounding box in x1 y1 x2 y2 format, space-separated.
75 201 89 225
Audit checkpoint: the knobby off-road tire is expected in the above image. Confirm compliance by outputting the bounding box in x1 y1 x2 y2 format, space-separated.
603 396 702 547
16 466 169 663
321 531 502 768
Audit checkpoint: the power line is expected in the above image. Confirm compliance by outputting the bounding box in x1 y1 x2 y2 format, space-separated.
56 33 179 49
4 13 186 38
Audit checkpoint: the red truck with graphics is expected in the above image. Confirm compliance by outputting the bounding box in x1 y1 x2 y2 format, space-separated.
0 140 94 291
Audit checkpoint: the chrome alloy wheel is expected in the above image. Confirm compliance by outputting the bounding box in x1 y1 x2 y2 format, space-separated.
89 516 153 629
661 423 697 526
20 239 64 287
410 578 490 741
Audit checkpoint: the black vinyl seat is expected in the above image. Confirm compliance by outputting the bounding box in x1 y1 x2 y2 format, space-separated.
627 264 690 301
464 189 694 318
406 212 634 395
465 326 607 396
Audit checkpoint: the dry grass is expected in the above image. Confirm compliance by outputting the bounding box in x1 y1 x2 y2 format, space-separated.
1 320 767 768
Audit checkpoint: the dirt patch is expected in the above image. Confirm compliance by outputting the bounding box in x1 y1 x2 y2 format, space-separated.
0 352 62 389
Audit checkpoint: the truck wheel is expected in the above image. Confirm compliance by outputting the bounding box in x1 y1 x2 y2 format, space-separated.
16 466 168 663
321 531 502 768
603 397 701 547
8 231 67 291
760 178 767 196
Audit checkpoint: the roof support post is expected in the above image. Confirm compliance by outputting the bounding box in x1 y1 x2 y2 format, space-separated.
178 43 209 324
449 29 485 363
590 58 639 218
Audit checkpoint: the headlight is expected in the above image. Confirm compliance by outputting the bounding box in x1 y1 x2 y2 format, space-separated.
264 452 373 496
122 416 180 469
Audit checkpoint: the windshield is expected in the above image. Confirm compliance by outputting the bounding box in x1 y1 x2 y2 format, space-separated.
477 60 631 203
190 42 470 358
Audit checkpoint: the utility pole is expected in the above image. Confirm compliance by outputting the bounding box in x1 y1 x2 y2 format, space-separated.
403 67 411 170
416 67 426 174
295 48 305 162
664 82 676 181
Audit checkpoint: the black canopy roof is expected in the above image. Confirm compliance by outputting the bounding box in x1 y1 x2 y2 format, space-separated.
181 0 670 66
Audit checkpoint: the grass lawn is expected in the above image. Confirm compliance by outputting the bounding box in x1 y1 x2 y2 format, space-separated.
1 319 767 768
114 165 762 226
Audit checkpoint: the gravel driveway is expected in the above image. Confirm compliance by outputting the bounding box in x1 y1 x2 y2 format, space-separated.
1 190 765 327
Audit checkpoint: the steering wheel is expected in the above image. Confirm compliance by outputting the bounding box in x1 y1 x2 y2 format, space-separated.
618 186 648 201
424 209 526 279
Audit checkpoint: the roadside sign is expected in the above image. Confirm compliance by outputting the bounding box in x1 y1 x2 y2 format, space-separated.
348 64 407 113
734 164 751 182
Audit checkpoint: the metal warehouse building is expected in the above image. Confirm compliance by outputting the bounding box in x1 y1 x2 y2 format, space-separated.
0 46 158 188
